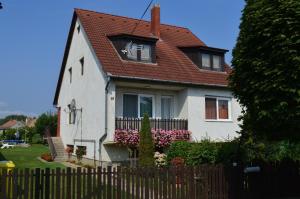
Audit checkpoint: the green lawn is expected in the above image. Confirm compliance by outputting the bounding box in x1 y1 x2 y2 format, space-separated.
0 144 65 169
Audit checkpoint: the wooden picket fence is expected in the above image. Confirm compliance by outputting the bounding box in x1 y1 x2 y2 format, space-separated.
0 165 231 199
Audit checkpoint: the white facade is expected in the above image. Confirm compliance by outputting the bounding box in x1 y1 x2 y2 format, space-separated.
56 19 242 163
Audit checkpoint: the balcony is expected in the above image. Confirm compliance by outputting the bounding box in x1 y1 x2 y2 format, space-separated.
115 118 188 131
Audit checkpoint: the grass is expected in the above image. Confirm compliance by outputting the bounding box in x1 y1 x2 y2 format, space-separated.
0 144 65 169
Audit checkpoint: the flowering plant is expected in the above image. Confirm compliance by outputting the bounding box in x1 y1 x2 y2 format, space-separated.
154 152 167 167
114 129 191 148
170 157 185 167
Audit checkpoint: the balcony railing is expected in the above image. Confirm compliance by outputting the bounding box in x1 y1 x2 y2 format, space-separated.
115 118 188 131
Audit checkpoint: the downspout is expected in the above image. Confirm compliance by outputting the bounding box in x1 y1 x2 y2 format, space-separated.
99 76 111 166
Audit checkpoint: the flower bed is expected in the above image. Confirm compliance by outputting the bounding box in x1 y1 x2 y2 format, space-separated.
114 129 191 148
41 153 53 162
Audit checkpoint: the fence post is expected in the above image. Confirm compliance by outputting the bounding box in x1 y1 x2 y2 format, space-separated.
34 168 40 199
66 168 71 199
76 167 81 199
45 168 50 199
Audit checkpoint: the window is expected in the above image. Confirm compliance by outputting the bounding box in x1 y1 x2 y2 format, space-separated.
125 42 151 62
201 53 211 68
205 97 231 120
123 94 138 118
77 25 81 33
68 68 72 83
123 94 154 118
161 96 173 119
213 55 221 69
139 95 153 117
80 57 84 76
76 146 86 155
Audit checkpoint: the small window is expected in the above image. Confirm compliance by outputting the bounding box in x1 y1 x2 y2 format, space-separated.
80 57 84 75
77 25 80 33
202 54 211 68
76 146 87 155
213 55 221 69
205 97 230 120
68 68 72 83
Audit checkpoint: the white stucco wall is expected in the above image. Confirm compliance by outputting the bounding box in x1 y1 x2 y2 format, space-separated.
57 19 113 162
187 88 242 141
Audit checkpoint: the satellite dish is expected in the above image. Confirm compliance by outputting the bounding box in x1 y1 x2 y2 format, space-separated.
70 99 76 112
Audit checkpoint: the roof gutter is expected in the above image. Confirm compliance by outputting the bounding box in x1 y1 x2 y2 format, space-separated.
108 74 229 89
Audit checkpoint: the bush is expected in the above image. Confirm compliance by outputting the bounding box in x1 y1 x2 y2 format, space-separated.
187 140 218 165
216 140 240 164
138 113 155 167
76 147 85 163
166 141 191 163
41 153 53 162
31 134 44 144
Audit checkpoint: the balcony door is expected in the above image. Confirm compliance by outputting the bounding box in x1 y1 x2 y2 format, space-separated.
123 94 154 118
161 96 173 119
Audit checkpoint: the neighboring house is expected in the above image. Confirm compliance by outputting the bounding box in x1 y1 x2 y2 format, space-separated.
0 120 25 134
53 5 242 163
25 117 37 128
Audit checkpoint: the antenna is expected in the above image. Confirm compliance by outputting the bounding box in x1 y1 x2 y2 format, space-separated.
131 0 154 35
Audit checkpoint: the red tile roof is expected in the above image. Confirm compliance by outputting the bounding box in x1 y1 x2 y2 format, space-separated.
54 9 231 104
0 120 17 130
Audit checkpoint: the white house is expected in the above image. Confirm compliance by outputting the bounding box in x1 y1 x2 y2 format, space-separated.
53 5 242 163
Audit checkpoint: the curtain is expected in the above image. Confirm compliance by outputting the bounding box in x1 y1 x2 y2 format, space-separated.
218 100 228 119
205 98 217 119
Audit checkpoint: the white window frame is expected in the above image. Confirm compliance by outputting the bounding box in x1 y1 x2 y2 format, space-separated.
205 96 232 122
161 96 174 119
123 93 155 118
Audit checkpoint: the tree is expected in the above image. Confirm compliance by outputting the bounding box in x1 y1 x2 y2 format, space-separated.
34 113 57 136
138 113 154 167
0 115 27 125
229 0 300 141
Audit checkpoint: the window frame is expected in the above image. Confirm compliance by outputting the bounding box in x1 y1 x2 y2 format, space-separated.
205 96 232 122
123 93 155 118
199 53 224 71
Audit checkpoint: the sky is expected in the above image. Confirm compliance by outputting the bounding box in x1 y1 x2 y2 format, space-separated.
0 0 245 119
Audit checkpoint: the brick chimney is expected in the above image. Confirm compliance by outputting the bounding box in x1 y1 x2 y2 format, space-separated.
151 4 160 37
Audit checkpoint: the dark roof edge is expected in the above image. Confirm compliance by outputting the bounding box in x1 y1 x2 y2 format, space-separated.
109 74 229 89
53 12 78 105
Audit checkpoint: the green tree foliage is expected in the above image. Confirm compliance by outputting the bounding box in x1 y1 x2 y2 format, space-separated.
0 115 27 125
138 113 154 167
35 113 57 136
229 0 300 140
166 141 192 163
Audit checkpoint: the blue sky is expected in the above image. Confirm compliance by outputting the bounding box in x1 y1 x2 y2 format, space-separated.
0 0 245 118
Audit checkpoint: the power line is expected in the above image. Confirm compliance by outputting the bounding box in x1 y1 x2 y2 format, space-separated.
130 0 154 35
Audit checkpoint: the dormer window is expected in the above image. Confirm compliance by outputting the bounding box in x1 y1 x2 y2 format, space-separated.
109 34 157 64
180 46 228 72
125 42 152 62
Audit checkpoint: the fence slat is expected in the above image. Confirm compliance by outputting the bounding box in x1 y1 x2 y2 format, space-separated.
45 168 50 199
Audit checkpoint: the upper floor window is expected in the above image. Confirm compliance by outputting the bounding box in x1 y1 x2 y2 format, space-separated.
125 42 151 62
213 55 221 69
201 53 211 68
205 97 231 121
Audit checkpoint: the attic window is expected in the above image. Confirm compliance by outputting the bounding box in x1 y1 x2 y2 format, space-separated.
77 25 80 33
125 42 151 62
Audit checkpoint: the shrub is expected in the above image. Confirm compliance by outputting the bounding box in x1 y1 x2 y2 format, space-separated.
187 139 218 165
75 147 85 163
216 140 240 164
31 134 44 144
138 113 154 167
41 153 53 162
166 141 192 163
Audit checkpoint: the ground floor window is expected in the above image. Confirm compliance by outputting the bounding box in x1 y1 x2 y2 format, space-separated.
76 145 87 155
205 97 231 120
123 94 154 118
